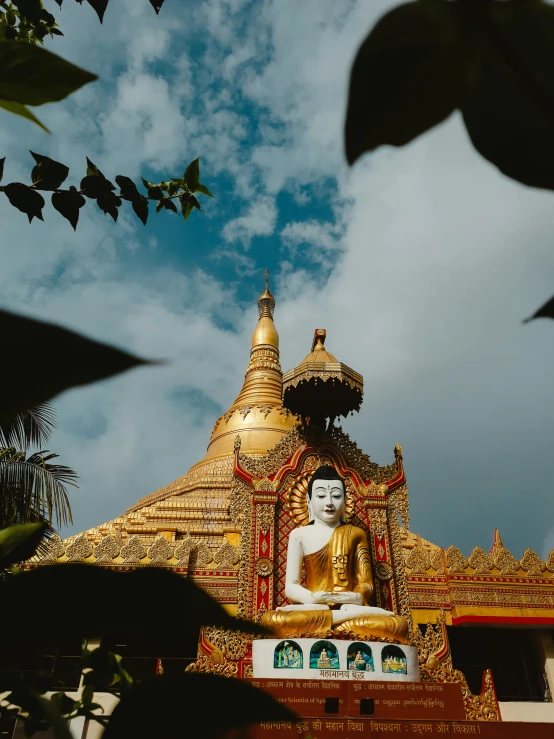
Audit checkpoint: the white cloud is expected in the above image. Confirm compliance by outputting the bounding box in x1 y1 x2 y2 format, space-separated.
222 195 277 247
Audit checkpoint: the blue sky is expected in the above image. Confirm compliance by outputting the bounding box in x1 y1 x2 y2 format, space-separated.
2 0 554 561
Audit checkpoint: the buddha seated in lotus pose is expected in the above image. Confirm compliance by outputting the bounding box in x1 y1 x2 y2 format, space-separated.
262 465 409 644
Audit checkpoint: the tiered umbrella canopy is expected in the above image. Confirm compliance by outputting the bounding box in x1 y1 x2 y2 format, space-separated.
282 329 363 425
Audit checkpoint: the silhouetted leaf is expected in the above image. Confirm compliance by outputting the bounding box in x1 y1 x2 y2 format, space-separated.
156 198 177 214
345 1 467 165
85 157 104 178
52 189 86 230
180 197 193 222
103 674 296 739
0 98 49 132
194 182 214 198
12 0 42 25
30 151 69 190
115 174 141 201
181 191 201 212
148 0 165 14
0 566 266 653
461 2 554 190
86 0 109 22
0 42 97 106
183 157 200 189
0 522 46 568
0 157 5 183
0 309 154 426
163 198 177 213
97 193 121 221
80 174 115 198
4 182 45 222
523 293 554 324
132 197 148 225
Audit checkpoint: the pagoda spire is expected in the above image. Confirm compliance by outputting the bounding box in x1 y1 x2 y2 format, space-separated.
231 270 282 408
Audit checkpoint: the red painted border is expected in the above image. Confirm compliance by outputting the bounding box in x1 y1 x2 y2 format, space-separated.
452 614 554 626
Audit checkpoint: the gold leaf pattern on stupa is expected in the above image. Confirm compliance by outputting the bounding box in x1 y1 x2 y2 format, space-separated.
446 545 468 574
214 540 240 568
174 533 195 567
93 535 120 563
405 540 430 574
66 534 92 562
429 547 447 575
546 551 554 574
195 541 214 569
520 548 545 577
147 536 173 564
468 546 494 576
120 535 147 564
40 534 65 562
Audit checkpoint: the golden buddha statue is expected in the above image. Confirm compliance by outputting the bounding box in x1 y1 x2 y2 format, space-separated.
262 465 409 644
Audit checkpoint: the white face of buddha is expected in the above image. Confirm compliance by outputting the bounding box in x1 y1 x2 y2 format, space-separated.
310 478 345 525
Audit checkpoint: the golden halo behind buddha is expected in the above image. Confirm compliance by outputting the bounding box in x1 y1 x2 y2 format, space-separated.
285 473 354 527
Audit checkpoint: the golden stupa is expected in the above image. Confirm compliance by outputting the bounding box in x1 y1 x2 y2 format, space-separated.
33 276 554 711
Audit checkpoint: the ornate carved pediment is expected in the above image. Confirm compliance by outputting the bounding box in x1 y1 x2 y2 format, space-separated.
446 545 468 574
120 536 147 564
147 536 173 565
93 535 120 563
520 548 545 577
65 534 92 562
468 546 494 576
405 540 430 575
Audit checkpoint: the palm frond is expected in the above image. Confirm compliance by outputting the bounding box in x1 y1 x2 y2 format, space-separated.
0 448 77 529
0 403 57 450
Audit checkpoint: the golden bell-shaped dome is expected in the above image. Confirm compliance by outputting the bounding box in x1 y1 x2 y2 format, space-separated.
204 272 296 459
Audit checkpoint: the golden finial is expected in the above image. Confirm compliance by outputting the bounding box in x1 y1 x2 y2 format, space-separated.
264 267 270 290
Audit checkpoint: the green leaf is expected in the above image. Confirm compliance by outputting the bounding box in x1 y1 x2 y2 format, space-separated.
30 151 69 190
80 174 115 198
344 0 467 164
52 189 86 230
0 98 49 133
102 674 295 739
115 174 141 201
85 157 104 178
86 0 109 23
0 41 97 107
148 0 165 14
523 293 554 324
4 182 45 222
0 309 155 426
155 199 164 214
180 198 193 222
96 193 121 221
461 2 554 190
145 184 164 200
194 182 215 198
132 197 148 225
141 176 156 190
163 198 177 213
12 0 42 25
181 191 201 211
0 522 46 568
183 157 200 189
0 157 5 183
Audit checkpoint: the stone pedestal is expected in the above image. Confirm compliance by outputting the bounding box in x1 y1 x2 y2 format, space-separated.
252 638 420 682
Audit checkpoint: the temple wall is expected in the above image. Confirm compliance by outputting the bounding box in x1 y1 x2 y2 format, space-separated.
499 702 554 722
